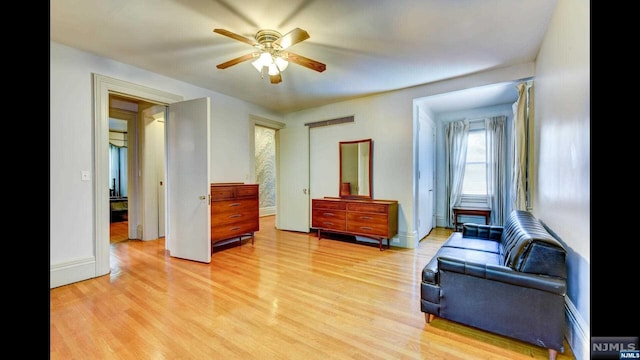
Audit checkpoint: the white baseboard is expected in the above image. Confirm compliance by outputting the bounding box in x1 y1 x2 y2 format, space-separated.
50 256 97 288
260 206 276 217
565 297 589 360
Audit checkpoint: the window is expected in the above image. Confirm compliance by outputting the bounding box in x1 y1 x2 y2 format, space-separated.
460 122 488 205
446 115 507 227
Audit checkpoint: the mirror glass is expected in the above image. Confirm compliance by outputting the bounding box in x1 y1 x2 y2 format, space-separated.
339 139 372 199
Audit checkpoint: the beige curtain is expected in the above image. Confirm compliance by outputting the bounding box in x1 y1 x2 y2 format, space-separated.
510 81 534 211
486 116 507 225
445 120 469 227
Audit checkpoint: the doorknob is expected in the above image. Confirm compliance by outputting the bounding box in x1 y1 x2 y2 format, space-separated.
303 188 307 195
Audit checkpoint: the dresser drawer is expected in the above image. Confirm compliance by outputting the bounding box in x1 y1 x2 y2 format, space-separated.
211 205 258 226
312 209 346 231
347 202 388 214
212 198 256 214
312 199 347 210
211 220 259 242
210 186 236 200
236 184 258 198
346 212 389 236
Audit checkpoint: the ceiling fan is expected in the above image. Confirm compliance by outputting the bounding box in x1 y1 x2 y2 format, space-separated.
213 27 326 84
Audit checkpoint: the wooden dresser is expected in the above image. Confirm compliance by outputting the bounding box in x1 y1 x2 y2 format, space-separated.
210 183 259 249
311 197 398 250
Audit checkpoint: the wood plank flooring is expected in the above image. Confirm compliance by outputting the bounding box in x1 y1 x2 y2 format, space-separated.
110 220 129 243
51 216 575 359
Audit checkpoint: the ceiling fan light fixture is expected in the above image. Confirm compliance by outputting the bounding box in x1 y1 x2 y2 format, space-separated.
275 56 288 71
268 63 280 76
252 52 289 76
252 52 272 72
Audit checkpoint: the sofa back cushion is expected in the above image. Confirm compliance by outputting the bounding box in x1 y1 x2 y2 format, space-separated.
501 210 567 278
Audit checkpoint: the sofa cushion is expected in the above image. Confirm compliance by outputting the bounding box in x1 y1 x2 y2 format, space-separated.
462 223 503 240
422 246 502 284
501 210 567 278
443 232 500 254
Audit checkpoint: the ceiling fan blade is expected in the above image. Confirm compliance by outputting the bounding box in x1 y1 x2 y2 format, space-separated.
216 52 259 69
213 28 258 47
284 51 326 72
270 73 282 84
274 28 310 49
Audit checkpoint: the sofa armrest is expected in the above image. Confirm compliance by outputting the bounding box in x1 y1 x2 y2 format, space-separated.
462 223 503 240
438 256 566 295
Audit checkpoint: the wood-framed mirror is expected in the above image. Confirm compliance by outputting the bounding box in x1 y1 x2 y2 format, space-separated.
339 138 373 199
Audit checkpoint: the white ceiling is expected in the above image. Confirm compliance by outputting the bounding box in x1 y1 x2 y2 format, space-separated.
50 0 556 114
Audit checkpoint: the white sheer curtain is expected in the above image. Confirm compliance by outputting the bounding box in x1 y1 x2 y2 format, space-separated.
445 120 469 228
510 81 532 211
486 115 507 225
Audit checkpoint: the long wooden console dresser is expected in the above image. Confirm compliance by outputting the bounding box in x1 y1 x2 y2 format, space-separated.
311 197 398 250
210 183 259 250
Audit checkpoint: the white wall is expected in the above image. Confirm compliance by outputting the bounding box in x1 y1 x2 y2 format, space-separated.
533 0 590 359
50 42 281 284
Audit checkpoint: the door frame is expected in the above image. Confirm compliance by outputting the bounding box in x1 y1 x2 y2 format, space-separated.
93 74 183 276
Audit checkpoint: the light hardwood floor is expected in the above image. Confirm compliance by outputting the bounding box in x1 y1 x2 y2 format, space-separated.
110 220 129 243
51 216 575 359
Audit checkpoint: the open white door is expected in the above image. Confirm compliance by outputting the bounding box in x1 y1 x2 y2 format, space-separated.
418 114 435 240
276 126 310 232
166 97 211 262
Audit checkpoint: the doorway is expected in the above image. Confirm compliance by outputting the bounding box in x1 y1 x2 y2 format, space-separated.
108 95 167 243
249 115 285 218
94 74 184 277
108 97 136 243
255 125 277 217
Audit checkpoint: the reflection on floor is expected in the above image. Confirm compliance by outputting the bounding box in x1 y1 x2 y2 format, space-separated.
110 221 128 244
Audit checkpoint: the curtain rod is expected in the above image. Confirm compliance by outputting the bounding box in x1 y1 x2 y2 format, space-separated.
516 76 534 84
